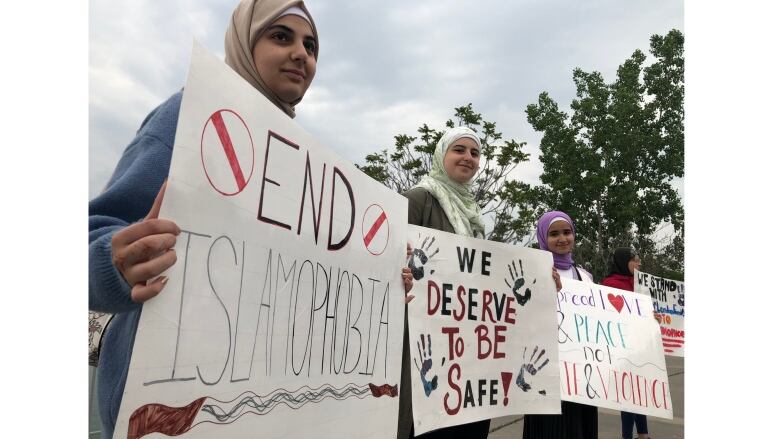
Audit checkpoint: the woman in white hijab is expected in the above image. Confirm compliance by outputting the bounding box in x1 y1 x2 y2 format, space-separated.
398 126 490 439
406 126 486 237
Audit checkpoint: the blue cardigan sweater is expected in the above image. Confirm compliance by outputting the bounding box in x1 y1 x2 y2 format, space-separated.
89 91 182 438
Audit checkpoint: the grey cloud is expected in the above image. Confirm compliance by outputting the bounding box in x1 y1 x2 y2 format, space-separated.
90 0 682 198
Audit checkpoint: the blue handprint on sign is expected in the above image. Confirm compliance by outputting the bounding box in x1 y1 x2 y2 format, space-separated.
516 345 550 395
414 334 441 397
408 236 439 281
504 259 535 306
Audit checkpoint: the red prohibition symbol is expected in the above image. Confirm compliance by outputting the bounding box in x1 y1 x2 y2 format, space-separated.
201 109 255 196
362 204 389 256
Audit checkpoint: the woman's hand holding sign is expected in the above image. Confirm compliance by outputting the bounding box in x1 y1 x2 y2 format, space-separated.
552 267 562 292
111 181 181 303
403 242 415 303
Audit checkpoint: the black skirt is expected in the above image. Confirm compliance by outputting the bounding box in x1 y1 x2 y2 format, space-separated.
522 401 598 439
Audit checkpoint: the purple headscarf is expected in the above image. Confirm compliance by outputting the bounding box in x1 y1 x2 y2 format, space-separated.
536 210 576 270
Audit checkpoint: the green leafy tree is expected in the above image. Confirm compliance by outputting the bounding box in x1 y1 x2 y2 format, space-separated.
634 230 684 281
359 104 537 243
526 29 684 279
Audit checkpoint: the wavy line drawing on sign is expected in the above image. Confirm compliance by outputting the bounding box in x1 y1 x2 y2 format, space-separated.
127 382 398 439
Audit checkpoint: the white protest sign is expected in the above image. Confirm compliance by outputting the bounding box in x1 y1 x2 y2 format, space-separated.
406 225 561 434
634 270 685 357
556 278 672 418
113 42 408 439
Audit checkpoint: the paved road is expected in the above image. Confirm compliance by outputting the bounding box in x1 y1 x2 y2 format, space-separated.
488 356 684 439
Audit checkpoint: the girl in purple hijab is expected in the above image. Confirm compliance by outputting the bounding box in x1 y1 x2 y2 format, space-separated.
536 210 593 285
523 210 596 439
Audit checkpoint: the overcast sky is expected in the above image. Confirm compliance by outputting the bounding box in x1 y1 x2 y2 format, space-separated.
89 0 683 203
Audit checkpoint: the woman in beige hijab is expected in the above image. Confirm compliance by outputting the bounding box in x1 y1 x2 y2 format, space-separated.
89 1 320 437
224 0 319 117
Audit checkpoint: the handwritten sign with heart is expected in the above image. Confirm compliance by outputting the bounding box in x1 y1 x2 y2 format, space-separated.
556 278 672 419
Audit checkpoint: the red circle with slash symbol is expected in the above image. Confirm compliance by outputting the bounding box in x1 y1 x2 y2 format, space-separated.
362 204 389 255
201 109 255 196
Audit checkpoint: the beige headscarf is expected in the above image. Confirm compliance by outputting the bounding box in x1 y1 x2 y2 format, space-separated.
225 0 319 118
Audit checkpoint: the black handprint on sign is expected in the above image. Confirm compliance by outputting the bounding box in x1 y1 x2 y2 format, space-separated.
408 236 439 281
505 259 535 306
413 334 442 397
516 345 550 395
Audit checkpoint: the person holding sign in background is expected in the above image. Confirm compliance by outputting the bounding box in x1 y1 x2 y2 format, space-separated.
398 126 490 439
601 248 651 439
522 210 597 439
88 1 385 437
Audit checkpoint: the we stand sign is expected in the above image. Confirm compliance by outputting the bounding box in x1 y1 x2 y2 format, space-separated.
405 225 561 434
634 270 685 357
113 42 408 439
556 278 673 418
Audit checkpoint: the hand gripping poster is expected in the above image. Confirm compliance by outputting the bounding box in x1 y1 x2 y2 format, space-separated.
405 225 561 434
112 43 408 439
557 278 673 418
634 270 685 357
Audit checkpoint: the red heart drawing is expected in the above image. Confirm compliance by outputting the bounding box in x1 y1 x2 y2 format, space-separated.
607 293 624 313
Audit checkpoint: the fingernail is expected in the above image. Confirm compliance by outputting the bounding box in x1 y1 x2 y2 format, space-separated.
159 276 169 285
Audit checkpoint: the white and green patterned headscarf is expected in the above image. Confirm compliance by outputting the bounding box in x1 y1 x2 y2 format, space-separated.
412 126 485 238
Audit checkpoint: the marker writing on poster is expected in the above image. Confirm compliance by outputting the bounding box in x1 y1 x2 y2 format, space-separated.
409 234 560 423
426 281 517 325
557 287 643 316
572 313 628 348
654 303 684 316
256 131 356 251
456 247 492 276
561 362 670 410
443 368 513 415
143 229 393 387
636 273 684 305
433 280 518 414
660 327 684 338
